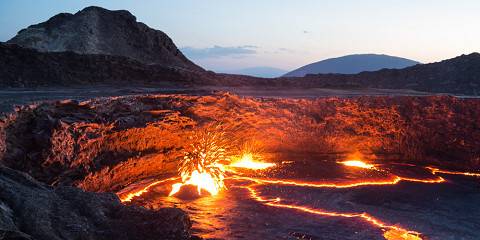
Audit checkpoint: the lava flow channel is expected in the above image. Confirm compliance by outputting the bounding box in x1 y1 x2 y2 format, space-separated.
242 182 422 240
427 167 480 177
231 174 445 189
117 156 480 239
119 176 179 202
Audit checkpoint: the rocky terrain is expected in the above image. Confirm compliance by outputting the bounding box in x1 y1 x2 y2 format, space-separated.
0 93 479 239
1 5 480 240
1 6 480 95
0 166 192 240
1 93 478 192
2 41 480 94
8 6 202 72
0 43 210 88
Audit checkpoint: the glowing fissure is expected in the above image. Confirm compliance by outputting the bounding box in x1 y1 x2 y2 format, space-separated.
232 174 445 189
118 151 480 240
119 176 179 202
427 167 480 177
242 183 422 240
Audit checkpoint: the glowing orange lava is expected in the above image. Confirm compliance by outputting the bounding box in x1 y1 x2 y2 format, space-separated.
242 183 423 240
427 167 480 177
119 176 179 202
168 127 229 197
169 169 225 196
232 174 445 189
339 160 376 169
119 152 480 240
229 153 276 170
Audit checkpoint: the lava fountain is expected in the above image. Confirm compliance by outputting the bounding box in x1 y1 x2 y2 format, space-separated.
169 126 229 197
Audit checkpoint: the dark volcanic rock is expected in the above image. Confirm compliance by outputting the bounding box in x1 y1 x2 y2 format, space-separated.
0 43 208 87
8 6 202 72
282 53 480 95
0 166 192 240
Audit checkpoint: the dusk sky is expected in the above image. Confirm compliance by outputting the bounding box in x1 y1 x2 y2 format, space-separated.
1 0 479 72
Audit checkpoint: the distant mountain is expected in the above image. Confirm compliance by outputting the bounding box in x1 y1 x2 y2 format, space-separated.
284 54 419 77
279 53 480 95
2 42 480 95
223 67 287 78
2 6 480 95
7 6 202 71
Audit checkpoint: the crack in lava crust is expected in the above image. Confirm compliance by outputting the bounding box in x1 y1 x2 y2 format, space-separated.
241 183 422 240
118 164 480 239
119 177 180 202
231 175 445 189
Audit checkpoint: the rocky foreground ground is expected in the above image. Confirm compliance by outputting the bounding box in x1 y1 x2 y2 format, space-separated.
0 93 479 239
0 167 191 240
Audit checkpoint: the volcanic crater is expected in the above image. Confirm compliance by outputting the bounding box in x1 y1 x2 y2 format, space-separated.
1 92 479 239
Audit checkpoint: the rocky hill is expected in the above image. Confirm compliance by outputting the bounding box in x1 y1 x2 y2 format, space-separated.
0 43 211 87
1 6 480 95
7 6 202 71
284 54 419 77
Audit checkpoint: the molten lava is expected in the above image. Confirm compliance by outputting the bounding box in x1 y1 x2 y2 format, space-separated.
118 145 480 240
119 177 179 202
169 169 225 196
168 126 229 197
427 167 480 177
241 182 423 240
229 153 276 170
339 160 376 169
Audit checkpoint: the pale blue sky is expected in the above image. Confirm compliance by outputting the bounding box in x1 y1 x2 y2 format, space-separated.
1 0 479 71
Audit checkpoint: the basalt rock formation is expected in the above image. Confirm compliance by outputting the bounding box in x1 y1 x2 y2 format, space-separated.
8 6 202 72
0 166 192 240
0 43 209 87
0 94 478 196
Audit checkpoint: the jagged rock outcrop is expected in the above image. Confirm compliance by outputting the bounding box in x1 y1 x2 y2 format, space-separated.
0 166 192 240
7 6 202 72
0 94 478 195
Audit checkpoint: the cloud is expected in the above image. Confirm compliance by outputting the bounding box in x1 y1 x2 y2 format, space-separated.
180 45 257 59
277 48 294 53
